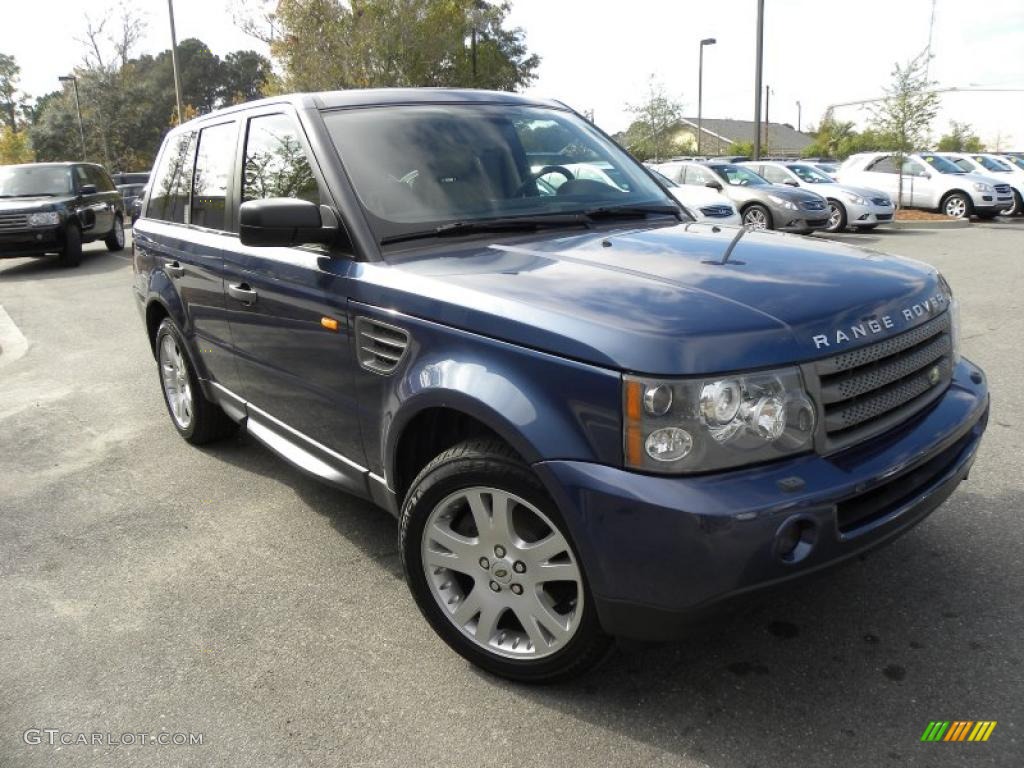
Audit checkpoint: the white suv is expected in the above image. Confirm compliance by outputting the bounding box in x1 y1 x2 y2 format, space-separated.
837 151 1013 219
940 153 1023 216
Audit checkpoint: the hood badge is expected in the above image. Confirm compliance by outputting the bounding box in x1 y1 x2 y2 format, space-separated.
811 292 948 350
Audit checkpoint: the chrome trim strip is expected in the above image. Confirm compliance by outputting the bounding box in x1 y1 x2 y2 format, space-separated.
210 382 370 474
368 472 389 488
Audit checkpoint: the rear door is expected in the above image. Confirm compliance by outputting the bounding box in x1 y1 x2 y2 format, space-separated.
862 156 901 202
221 107 366 468
134 127 242 392
74 165 114 235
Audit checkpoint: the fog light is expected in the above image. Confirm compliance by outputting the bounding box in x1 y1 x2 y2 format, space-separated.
645 427 693 462
775 517 817 564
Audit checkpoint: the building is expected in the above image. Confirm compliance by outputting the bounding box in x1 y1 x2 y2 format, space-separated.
672 117 814 157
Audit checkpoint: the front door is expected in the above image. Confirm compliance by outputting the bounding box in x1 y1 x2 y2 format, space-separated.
221 109 366 469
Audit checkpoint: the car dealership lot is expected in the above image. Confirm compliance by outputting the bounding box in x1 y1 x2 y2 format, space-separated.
0 225 1020 767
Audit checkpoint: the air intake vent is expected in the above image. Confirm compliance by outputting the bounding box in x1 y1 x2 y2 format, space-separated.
355 317 409 375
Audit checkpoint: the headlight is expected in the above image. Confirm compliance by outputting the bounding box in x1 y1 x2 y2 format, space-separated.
27 212 60 227
767 194 798 210
623 369 817 473
973 182 993 193
842 192 868 205
938 273 961 364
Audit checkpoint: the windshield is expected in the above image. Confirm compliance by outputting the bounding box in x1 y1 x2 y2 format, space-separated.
1006 155 1024 171
0 165 72 197
787 164 833 184
321 105 671 241
919 154 965 174
707 164 768 186
974 155 1011 172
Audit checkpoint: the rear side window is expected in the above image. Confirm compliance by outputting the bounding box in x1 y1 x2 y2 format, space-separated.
242 113 320 204
867 156 897 174
149 132 196 224
191 122 237 231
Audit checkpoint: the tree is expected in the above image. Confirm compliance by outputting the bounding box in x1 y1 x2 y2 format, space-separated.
727 141 754 157
869 51 940 208
623 77 686 162
0 53 30 133
220 51 273 105
250 0 539 92
937 121 984 152
0 126 34 163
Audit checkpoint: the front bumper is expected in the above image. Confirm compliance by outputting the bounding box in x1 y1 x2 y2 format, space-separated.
772 206 830 232
0 227 62 258
534 359 989 641
846 200 894 226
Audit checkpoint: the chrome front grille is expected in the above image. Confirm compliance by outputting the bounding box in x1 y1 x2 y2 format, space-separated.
811 311 953 450
0 213 29 230
994 184 1011 195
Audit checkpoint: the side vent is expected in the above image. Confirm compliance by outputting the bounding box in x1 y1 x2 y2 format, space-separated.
355 316 410 375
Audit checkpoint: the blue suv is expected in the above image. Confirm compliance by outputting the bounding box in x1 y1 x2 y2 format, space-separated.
133 90 989 682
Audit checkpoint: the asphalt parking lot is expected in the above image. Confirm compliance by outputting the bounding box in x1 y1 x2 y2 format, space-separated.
0 221 1021 768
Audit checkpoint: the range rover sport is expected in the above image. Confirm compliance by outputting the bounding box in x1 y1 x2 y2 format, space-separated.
133 90 989 682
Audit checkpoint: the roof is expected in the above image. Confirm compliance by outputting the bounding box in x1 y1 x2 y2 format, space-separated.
680 117 814 153
177 88 566 129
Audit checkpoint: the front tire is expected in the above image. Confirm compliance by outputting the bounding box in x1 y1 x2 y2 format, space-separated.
825 199 847 233
941 192 972 219
155 318 237 445
400 439 613 683
58 223 82 267
105 215 125 251
742 203 773 230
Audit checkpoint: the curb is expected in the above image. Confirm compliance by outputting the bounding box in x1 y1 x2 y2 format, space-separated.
889 218 970 230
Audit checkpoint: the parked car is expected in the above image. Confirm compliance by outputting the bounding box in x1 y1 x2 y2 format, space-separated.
658 160 830 232
807 161 840 178
134 89 988 682
741 160 893 233
838 152 1013 219
939 153 1023 216
0 162 126 266
649 166 741 225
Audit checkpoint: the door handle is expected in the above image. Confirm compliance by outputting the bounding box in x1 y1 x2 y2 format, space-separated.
228 282 258 306
165 261 185 278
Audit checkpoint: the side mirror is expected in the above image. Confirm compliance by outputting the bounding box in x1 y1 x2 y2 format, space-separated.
784 179 799 187
80 184 98 195
705 180 723 191
239 198 338 247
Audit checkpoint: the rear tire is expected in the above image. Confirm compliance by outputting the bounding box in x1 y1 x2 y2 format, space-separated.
154 318 237 445
58 223 82 267
105 215 125 251
400 438 614 683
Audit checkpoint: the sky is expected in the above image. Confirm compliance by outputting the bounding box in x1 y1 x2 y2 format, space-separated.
3 0 1023 148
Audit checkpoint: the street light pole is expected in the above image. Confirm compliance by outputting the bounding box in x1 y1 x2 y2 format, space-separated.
796 100 802 133
58 75 86 160
697 38 716 156
753 0 764 159
167 0 184 125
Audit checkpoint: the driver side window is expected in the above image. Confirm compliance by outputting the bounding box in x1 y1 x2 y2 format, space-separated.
760 166 791 184
683 165 710 185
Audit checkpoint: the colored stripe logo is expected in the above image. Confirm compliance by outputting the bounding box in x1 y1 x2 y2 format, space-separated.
921 721 997 742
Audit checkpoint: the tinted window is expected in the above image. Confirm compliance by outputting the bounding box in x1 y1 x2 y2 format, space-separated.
0 165 72 196
192 122 237 231
87 166 116 192
242 114 319 204
903 159 928 177
708 164 768 186
867 156 897 173
148 132 196 224
788 164 833 183
682 164 713 185
919 154 963 174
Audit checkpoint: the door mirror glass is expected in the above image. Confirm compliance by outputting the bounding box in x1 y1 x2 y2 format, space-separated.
239 197 337 247
705 180 723 191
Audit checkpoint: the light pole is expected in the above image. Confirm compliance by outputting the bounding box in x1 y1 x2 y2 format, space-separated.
753 0 764 159
796 100 802 133
167 0 184 125
697 38 716 156
58 75 86 160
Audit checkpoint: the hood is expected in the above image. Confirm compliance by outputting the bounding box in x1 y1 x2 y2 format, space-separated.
363 222 946 375
0 197 63 213
812 182 890 200
765 185 825 203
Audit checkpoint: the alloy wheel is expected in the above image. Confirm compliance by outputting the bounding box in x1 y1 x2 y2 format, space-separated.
159 335 194 430
827 203 842 231
944 196 968 218
743 208 768 229
420 487 583 660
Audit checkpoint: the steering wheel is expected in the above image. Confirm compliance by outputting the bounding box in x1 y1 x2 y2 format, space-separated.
513 165 575 197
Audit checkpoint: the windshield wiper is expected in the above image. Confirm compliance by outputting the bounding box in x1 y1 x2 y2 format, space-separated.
380 214 587 245
582 203 683 221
